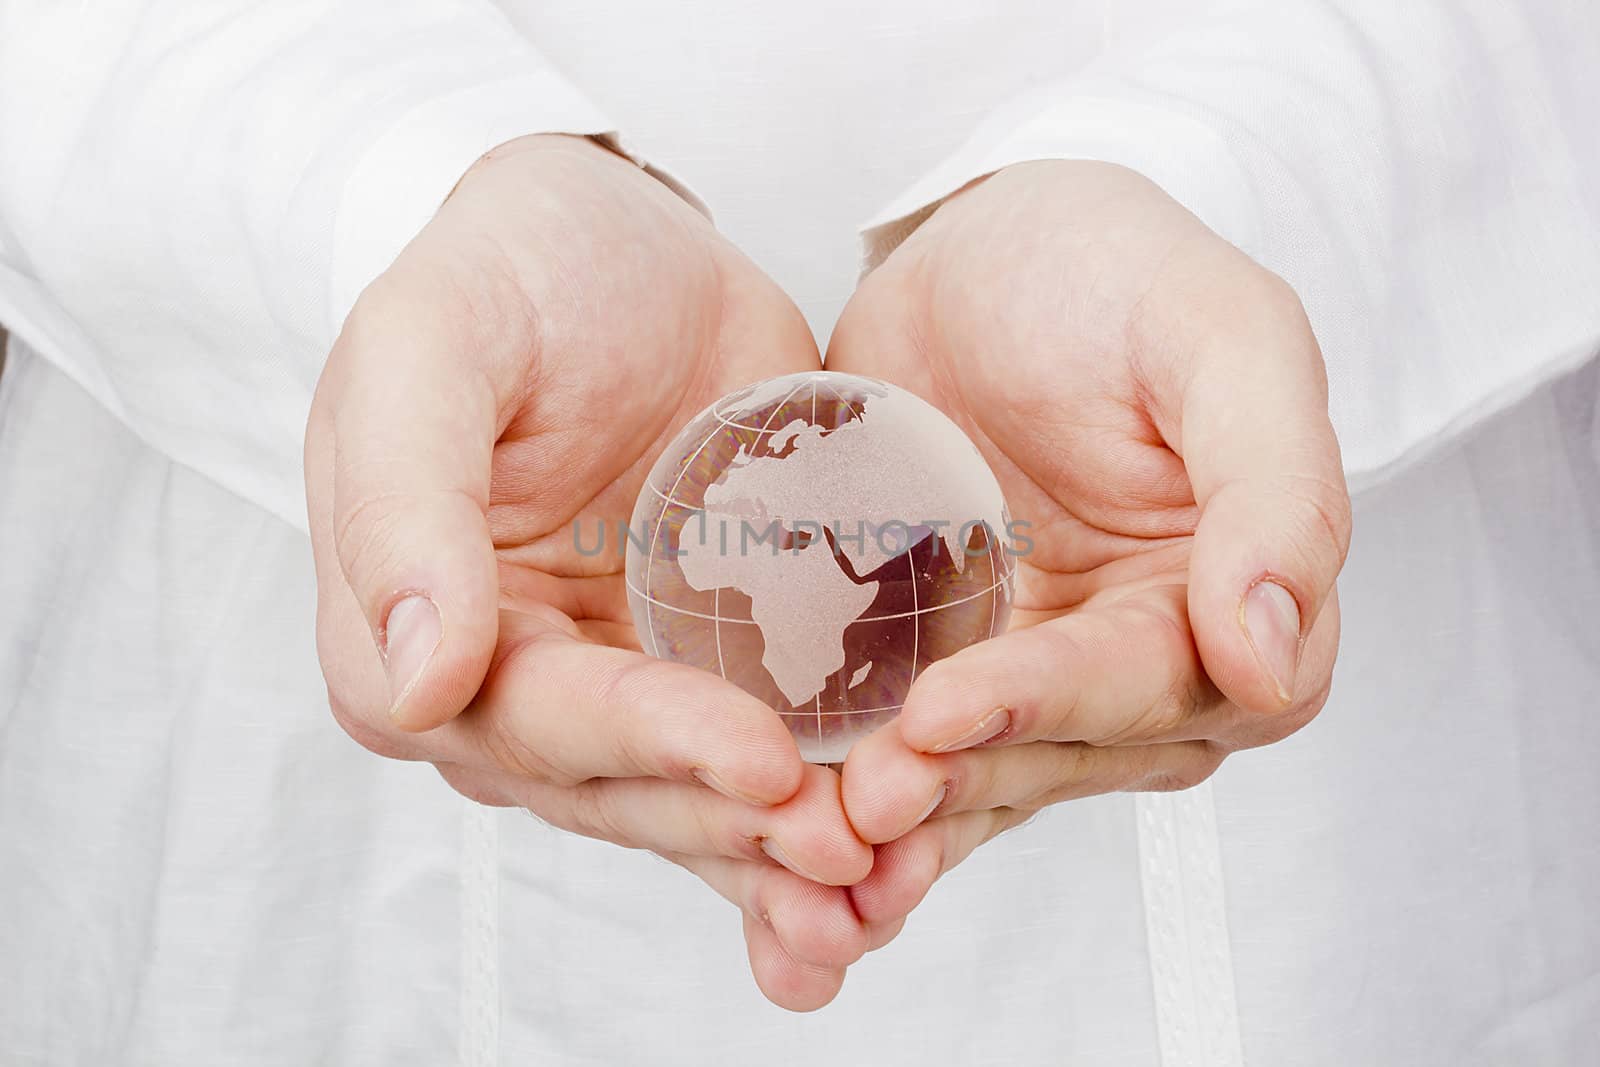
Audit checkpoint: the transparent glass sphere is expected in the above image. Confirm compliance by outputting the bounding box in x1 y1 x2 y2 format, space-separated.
626 372 1014 763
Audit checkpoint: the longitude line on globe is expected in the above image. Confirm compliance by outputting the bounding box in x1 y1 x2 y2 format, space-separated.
793 703 907 719
713 587 726 679
988 533 1000 641
820 381 863 422
641 379 809 659
642 374 1018 734
813 379 823 742
908 526 920 688
645 380 866 513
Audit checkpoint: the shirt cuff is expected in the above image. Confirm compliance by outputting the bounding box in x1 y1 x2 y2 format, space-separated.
858 91 1260 273
328 71 708 334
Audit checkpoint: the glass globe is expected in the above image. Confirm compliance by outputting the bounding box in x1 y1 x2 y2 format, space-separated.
626 372 1014 763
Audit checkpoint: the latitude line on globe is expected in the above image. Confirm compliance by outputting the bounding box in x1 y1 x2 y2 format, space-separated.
640 375 1017 753
708 375 859 431
639 409 740 660
623 569 1013 625
706 417 798 433
643 380 810 660
784 703 904 717
644 477 1023 595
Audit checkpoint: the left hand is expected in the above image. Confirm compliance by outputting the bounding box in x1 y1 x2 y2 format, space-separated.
825 160 1352 932
302 135 875 1011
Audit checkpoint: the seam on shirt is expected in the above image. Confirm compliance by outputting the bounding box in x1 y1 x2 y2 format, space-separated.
1138 783 1246 1067
460 801 500 1067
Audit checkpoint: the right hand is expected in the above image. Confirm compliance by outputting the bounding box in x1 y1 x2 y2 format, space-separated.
826 161 1350 941
304 134 874 1011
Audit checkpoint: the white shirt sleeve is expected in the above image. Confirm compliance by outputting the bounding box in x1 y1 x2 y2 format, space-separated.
0 1 692 529
861 0 1600 488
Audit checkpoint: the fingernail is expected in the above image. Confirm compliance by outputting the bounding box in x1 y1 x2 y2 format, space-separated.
1241 580 1300 704
383 594 440 716
760 836 829 884
929 707 1011 753
691 767 771 807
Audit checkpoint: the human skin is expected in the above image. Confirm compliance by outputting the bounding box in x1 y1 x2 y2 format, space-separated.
305 143 1351 1012
303 134 879 1011
825 160 1352 961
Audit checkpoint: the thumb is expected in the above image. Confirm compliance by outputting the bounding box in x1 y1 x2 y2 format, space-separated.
1174 276 1353 713
311 269 510 732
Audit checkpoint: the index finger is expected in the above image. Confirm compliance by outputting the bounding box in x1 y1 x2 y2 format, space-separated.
895 584 1237 754
436 606 807 806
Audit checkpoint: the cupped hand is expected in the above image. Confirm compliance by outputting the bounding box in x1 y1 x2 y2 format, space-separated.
826 160 1352 934
304 135 874 1010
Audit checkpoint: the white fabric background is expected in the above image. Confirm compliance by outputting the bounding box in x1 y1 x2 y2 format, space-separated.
1 1 1597 1063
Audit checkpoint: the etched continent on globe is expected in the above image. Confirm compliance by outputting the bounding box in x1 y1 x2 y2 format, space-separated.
626 372 1014 763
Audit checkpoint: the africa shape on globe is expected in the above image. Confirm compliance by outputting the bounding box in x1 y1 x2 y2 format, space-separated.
626 372 1016 763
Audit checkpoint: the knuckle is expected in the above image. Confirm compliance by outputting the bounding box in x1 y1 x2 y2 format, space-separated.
1029 743 1094 807
1091 602 1205 745
566 785 611 841
1140 745 1226 793
332 491 410 597
956 746 1010 809
996 807 1037 840
931 826 955 879
433 763 511 808
347 253 538 373
747 876 778 929
1255 267 1309 322
1149 670 1213 739
1027 785 1073 810
346 275 409 328
1025 627 1088 733
1231 678 1332 750
326 687 412 760
478 710 575 787
1037 617 1090 666
1137 591 1196 654
1155 674 1208 736
592 656 673 770
903 659 966 722
1282 473 1354 566
694 800 739 859
569 784 637 849
1237 267 1317 353
1054 739 1092 782
1022 784 1063 811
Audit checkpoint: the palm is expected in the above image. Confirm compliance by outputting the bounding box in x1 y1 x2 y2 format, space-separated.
828 187 1204 638
826 163 1349 947
490 307 821 651
425 138 823 655
309 131 822 735
310 135 875 1014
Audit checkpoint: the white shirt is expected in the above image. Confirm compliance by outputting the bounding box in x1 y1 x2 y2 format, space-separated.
1 1 1597 1063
